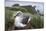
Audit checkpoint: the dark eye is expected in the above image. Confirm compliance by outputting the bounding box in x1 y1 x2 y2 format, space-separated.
14 16 16 18
16 13 20 16
16 12 22 16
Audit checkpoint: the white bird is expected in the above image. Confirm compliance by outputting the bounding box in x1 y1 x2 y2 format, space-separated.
14 11 31 29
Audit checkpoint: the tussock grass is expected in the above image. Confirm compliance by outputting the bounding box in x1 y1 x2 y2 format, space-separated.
5 7 44 31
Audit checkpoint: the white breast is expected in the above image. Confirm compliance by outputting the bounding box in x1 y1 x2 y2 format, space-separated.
14 16 26 27
15 16 23 23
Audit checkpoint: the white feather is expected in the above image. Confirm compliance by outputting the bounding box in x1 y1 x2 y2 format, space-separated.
14 16 26 27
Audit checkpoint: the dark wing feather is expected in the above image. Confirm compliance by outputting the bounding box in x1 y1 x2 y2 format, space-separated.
21 16 29 24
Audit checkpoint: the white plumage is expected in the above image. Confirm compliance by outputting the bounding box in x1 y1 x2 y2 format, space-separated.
14 11 31 28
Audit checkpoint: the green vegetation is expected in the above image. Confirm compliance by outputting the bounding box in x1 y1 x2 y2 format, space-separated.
5 6 44 31
31 15 44 28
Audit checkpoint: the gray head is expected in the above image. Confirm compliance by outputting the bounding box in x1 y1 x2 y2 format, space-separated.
16 11 23 16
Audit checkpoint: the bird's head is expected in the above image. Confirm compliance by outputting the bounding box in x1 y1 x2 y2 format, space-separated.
16 11 23 16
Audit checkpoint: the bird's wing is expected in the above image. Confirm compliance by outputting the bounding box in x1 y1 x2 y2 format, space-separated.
21 16 29 24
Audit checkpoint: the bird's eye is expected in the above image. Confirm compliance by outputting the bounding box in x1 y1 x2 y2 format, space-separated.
14 16 16 18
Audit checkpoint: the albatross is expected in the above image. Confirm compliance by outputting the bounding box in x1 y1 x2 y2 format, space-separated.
14 11 31 29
